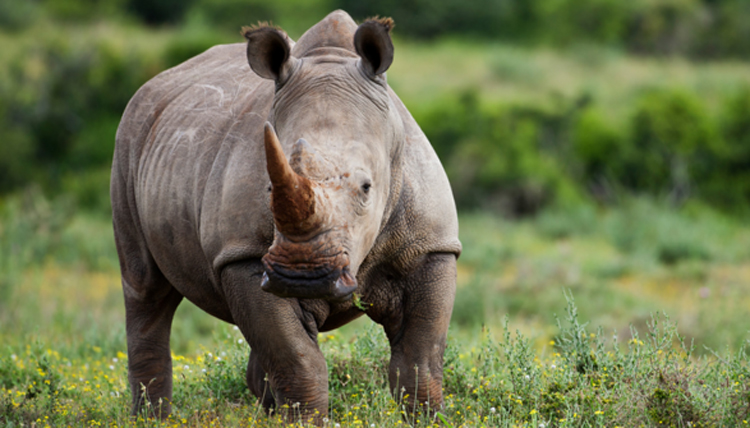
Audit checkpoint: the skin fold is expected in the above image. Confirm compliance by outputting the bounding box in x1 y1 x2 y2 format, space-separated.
111 10 461 424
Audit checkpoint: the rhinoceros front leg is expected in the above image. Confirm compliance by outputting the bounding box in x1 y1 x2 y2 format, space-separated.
379 252 457 415
123 277 183 418
221 261 328 424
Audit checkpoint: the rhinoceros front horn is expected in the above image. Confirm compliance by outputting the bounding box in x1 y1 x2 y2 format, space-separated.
264 122 320 236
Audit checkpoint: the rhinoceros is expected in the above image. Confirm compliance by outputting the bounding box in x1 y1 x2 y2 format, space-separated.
111 10 461 422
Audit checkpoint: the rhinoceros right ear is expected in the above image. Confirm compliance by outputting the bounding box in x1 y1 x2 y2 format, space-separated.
243 25 297 84
354 17 394 78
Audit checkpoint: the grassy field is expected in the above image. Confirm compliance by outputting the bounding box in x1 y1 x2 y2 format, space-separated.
2 188 750 426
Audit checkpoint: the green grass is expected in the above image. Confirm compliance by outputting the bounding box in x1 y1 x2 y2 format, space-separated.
3 294 750 427
455 199 750 353
2 189 750 426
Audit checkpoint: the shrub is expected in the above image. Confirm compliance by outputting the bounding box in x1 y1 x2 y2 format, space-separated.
0 111 36 192
334 0 750 59
536 0 635 46
0 25 164 195
0 0 38 31
625 0 706 56
335 0 515 39
704 0 750 58
571 107 625 202
702 85 750 210
186 0 275 34
126 0 196 25
626 89 717 201
163 13 233 69
418 90 582 215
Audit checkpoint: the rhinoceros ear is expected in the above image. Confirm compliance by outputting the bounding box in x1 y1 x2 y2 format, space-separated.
354 17 394 78
243 24 297 84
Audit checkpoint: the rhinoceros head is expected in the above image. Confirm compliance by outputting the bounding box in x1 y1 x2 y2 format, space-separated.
243 13 402 301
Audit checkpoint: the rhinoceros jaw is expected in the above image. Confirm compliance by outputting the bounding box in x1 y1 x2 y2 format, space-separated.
260 264 357 302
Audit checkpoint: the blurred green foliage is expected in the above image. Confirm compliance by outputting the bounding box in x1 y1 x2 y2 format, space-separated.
2 1 750 217
418 91 583 215
0 24 163 212
339 0 750 58
414 86 750 215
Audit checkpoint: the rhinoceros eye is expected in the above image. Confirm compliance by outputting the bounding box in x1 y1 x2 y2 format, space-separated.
361 180 372 194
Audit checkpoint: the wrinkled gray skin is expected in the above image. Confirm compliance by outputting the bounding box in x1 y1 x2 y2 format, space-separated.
111 10 461 423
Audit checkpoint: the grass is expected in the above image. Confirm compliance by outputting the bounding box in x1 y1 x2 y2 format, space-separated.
455 199 750 353
3 294 750 427
2 188 750 426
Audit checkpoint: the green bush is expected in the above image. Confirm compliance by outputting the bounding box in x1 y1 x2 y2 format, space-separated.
42 0 126 22
625 0 705 55
704 0 750 58
536 0 635 46
163 13 233 69
336 0 750 58
626 89 717 199
125 0 196 25
336 0 517 39
0 26 164 194
0 0 39 30
418 91 582 215
703 85 750 210
414 85 750 214
0 96 36 192
186 0 275 33
571 107 625 202
60 167 114 216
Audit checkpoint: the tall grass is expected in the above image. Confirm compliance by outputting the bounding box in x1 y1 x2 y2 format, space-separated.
454 198 750 353
2 191 750 425
3 291 749 427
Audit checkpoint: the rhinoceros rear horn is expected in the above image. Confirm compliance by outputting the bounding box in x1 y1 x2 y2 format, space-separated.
243 25 296 84
264 123 319 236
354 17 394 77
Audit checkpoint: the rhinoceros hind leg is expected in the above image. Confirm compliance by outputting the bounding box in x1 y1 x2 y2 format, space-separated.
123 278 183 419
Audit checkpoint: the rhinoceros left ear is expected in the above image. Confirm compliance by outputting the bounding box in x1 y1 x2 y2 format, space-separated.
354 17 394 78
243 24 297 85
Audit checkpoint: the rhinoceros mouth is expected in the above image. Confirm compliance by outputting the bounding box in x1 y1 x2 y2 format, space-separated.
260 261 357 301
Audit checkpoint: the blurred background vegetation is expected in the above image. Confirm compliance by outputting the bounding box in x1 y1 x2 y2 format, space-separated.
1 0 750 214
2 0 750 360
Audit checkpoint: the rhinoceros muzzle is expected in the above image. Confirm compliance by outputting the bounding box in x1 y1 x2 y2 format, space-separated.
260 122 359 301
260 263 357 301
